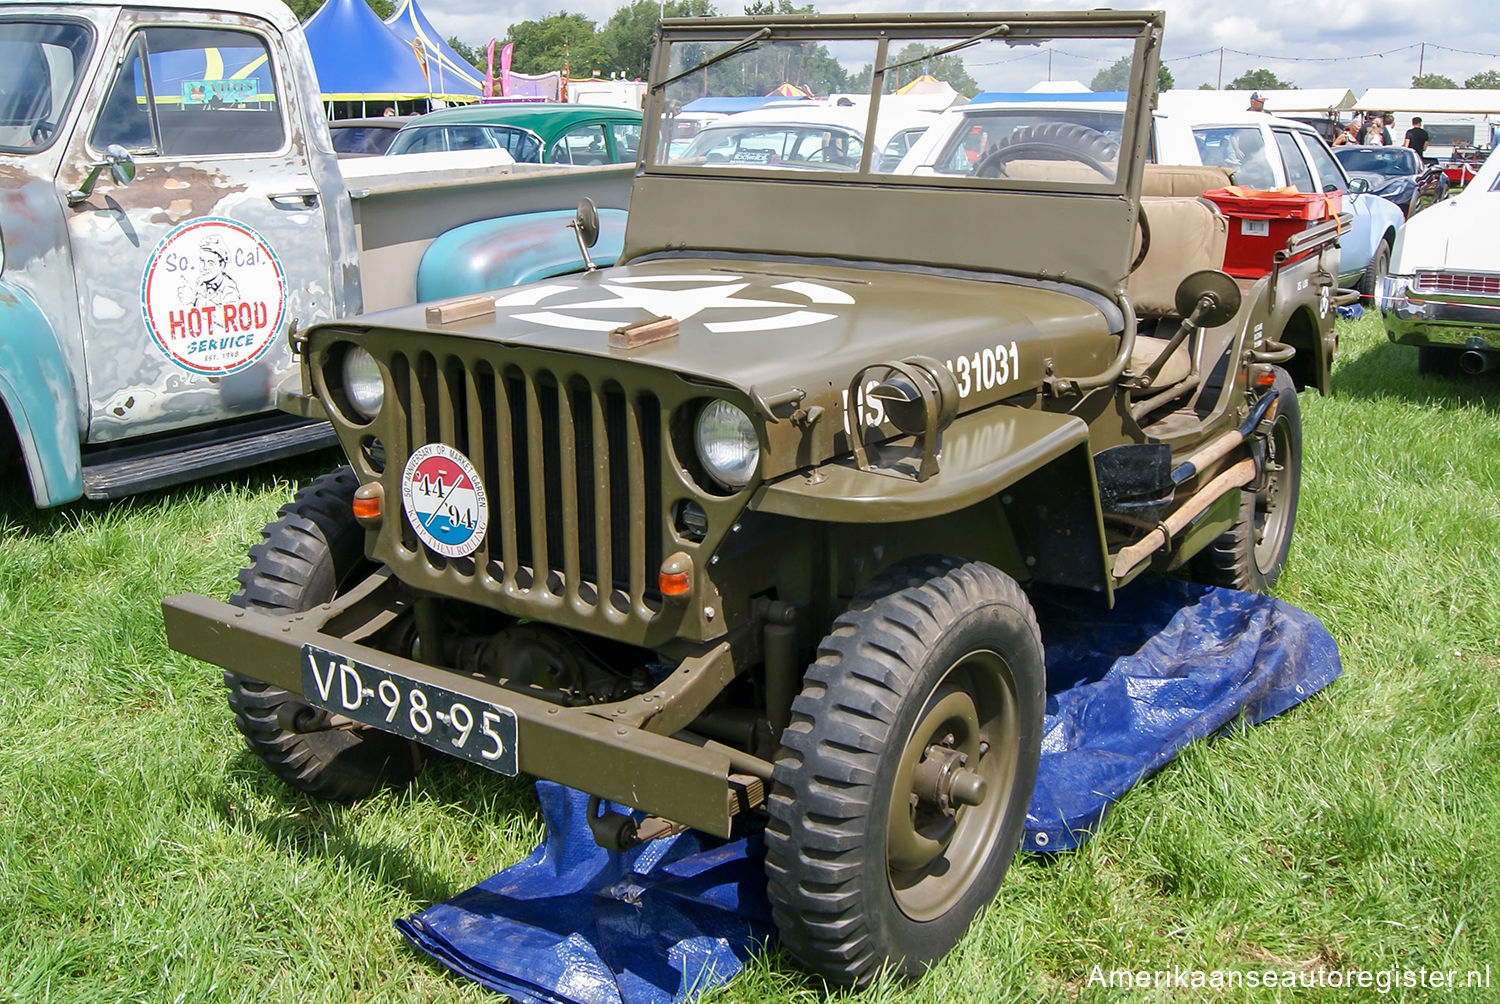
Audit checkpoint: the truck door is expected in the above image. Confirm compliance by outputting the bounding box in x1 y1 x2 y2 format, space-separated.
58 14 337 444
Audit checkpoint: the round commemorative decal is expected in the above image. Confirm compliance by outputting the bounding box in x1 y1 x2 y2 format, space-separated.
139 216 288 375
401 444 489 558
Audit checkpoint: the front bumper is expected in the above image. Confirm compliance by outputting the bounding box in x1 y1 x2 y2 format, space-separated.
162 579 754 837
1377 275 1500 350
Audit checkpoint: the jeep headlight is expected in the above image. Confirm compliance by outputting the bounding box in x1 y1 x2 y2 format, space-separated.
341 345 384 420
695 400 759 490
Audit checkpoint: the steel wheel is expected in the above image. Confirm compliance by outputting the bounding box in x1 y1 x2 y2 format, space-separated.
1190 367 1302 593
886 650 1019 922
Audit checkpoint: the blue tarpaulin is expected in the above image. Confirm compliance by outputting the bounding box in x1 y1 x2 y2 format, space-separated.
398 581 1340 1002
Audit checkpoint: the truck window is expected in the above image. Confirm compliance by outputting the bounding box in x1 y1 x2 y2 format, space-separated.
1273 130 1316 193
92 26 284 157
0 20 93 153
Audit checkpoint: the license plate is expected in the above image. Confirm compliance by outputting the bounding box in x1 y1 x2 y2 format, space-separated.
301 644 517 775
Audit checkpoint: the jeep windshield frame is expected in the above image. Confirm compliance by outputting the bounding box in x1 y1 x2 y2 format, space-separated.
625 10 1164 297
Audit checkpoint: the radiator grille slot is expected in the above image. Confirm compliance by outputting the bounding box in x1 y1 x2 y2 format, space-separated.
394 352 665 619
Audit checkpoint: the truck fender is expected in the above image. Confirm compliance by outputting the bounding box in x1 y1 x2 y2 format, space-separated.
415 208 629 302
752 405 1111 597
0 283 83 507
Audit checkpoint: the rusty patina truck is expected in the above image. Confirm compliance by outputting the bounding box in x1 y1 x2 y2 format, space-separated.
0 0 627 506
165 9 1340 985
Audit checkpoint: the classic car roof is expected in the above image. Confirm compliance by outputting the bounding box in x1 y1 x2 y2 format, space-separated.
396 103 642 135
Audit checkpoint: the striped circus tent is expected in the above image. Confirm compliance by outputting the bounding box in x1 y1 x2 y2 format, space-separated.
304 0 477 101
383 0 486 96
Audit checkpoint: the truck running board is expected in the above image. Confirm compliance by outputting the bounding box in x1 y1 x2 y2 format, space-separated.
81 415 337 499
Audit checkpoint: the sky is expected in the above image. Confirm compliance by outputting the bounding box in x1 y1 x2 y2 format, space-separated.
417 0 1500 94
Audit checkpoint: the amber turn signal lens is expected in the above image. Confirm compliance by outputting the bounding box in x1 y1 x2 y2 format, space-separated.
352 482 383 528
1251 364 1276 388
658 551 693 600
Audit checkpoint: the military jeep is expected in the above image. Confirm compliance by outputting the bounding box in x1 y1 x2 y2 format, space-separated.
165 10 1340 986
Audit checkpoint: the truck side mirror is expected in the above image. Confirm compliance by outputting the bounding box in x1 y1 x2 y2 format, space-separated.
67 144 137 205
1347 177 1370 195
106 144 137 186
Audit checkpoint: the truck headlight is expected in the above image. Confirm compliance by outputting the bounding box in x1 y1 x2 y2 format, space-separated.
695 400 759 490
341 345 384 420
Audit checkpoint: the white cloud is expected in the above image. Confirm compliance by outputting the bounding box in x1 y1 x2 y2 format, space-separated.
416 0 1500 92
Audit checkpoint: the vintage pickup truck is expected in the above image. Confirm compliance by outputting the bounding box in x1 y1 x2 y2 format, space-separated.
0 0 629 506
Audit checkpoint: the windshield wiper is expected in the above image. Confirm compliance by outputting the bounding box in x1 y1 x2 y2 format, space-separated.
658 27 773 89
879 24 1011 78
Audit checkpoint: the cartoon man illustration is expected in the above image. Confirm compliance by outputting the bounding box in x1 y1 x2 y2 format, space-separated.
188 234 240 307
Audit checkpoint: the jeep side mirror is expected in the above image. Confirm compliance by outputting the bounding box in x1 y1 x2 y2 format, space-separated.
575 198 600 248
568 197 601 272
1347 177 1370 195
67 144 137 205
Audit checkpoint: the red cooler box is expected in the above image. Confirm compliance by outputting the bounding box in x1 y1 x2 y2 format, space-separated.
1202 188 1341 279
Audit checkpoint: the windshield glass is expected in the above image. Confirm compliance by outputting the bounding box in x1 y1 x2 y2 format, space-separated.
0 20 92 154
648 24 1141 189
1333 147 1418 176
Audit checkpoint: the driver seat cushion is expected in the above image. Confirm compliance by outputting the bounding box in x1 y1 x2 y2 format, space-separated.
1127 196 1228 318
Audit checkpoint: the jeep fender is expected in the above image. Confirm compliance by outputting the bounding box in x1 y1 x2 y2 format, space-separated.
414 208 629 302
752 405 1111 598
0 283 83 506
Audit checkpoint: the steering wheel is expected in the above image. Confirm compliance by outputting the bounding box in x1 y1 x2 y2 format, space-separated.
972 122 1120 182
29 120 55 146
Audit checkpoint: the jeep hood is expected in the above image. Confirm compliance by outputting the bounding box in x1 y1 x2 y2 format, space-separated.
357 257 1119 405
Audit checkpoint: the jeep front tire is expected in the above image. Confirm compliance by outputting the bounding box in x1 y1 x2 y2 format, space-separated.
764 556 1044 986
224 468 423 801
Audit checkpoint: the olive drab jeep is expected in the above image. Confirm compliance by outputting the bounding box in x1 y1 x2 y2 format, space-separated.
164 10 1340 986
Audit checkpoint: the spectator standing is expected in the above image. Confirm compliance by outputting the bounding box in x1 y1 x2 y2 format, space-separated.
1404 116 1430 157
1332 120 1360 146
1247 91 1266 112
1362 113 1393 146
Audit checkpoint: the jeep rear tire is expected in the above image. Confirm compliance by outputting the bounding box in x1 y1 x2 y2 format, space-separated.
1191 368 1301 592
225 468 423 801
764 557 1044 986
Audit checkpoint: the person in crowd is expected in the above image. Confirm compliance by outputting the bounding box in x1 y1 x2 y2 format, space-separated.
1247 91 1267 112
1332 119 1361 146
1404 116 1430 158
1362 113 1393 145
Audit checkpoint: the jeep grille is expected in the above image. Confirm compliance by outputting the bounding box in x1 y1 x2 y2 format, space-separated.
390 351 665 625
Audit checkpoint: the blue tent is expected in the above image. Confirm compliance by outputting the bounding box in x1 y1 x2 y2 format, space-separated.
303 0 478 102
384 0 486 97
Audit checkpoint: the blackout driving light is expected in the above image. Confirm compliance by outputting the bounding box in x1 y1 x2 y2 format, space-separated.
341 345 384 420
694 400 759 490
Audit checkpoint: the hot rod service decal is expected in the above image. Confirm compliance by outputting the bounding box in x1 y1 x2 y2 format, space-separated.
140 217 287 375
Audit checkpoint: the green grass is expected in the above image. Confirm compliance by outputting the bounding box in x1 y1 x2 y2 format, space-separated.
0 313 1497 1002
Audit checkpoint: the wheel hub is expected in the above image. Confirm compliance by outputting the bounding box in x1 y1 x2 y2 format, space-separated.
911 742 989 814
